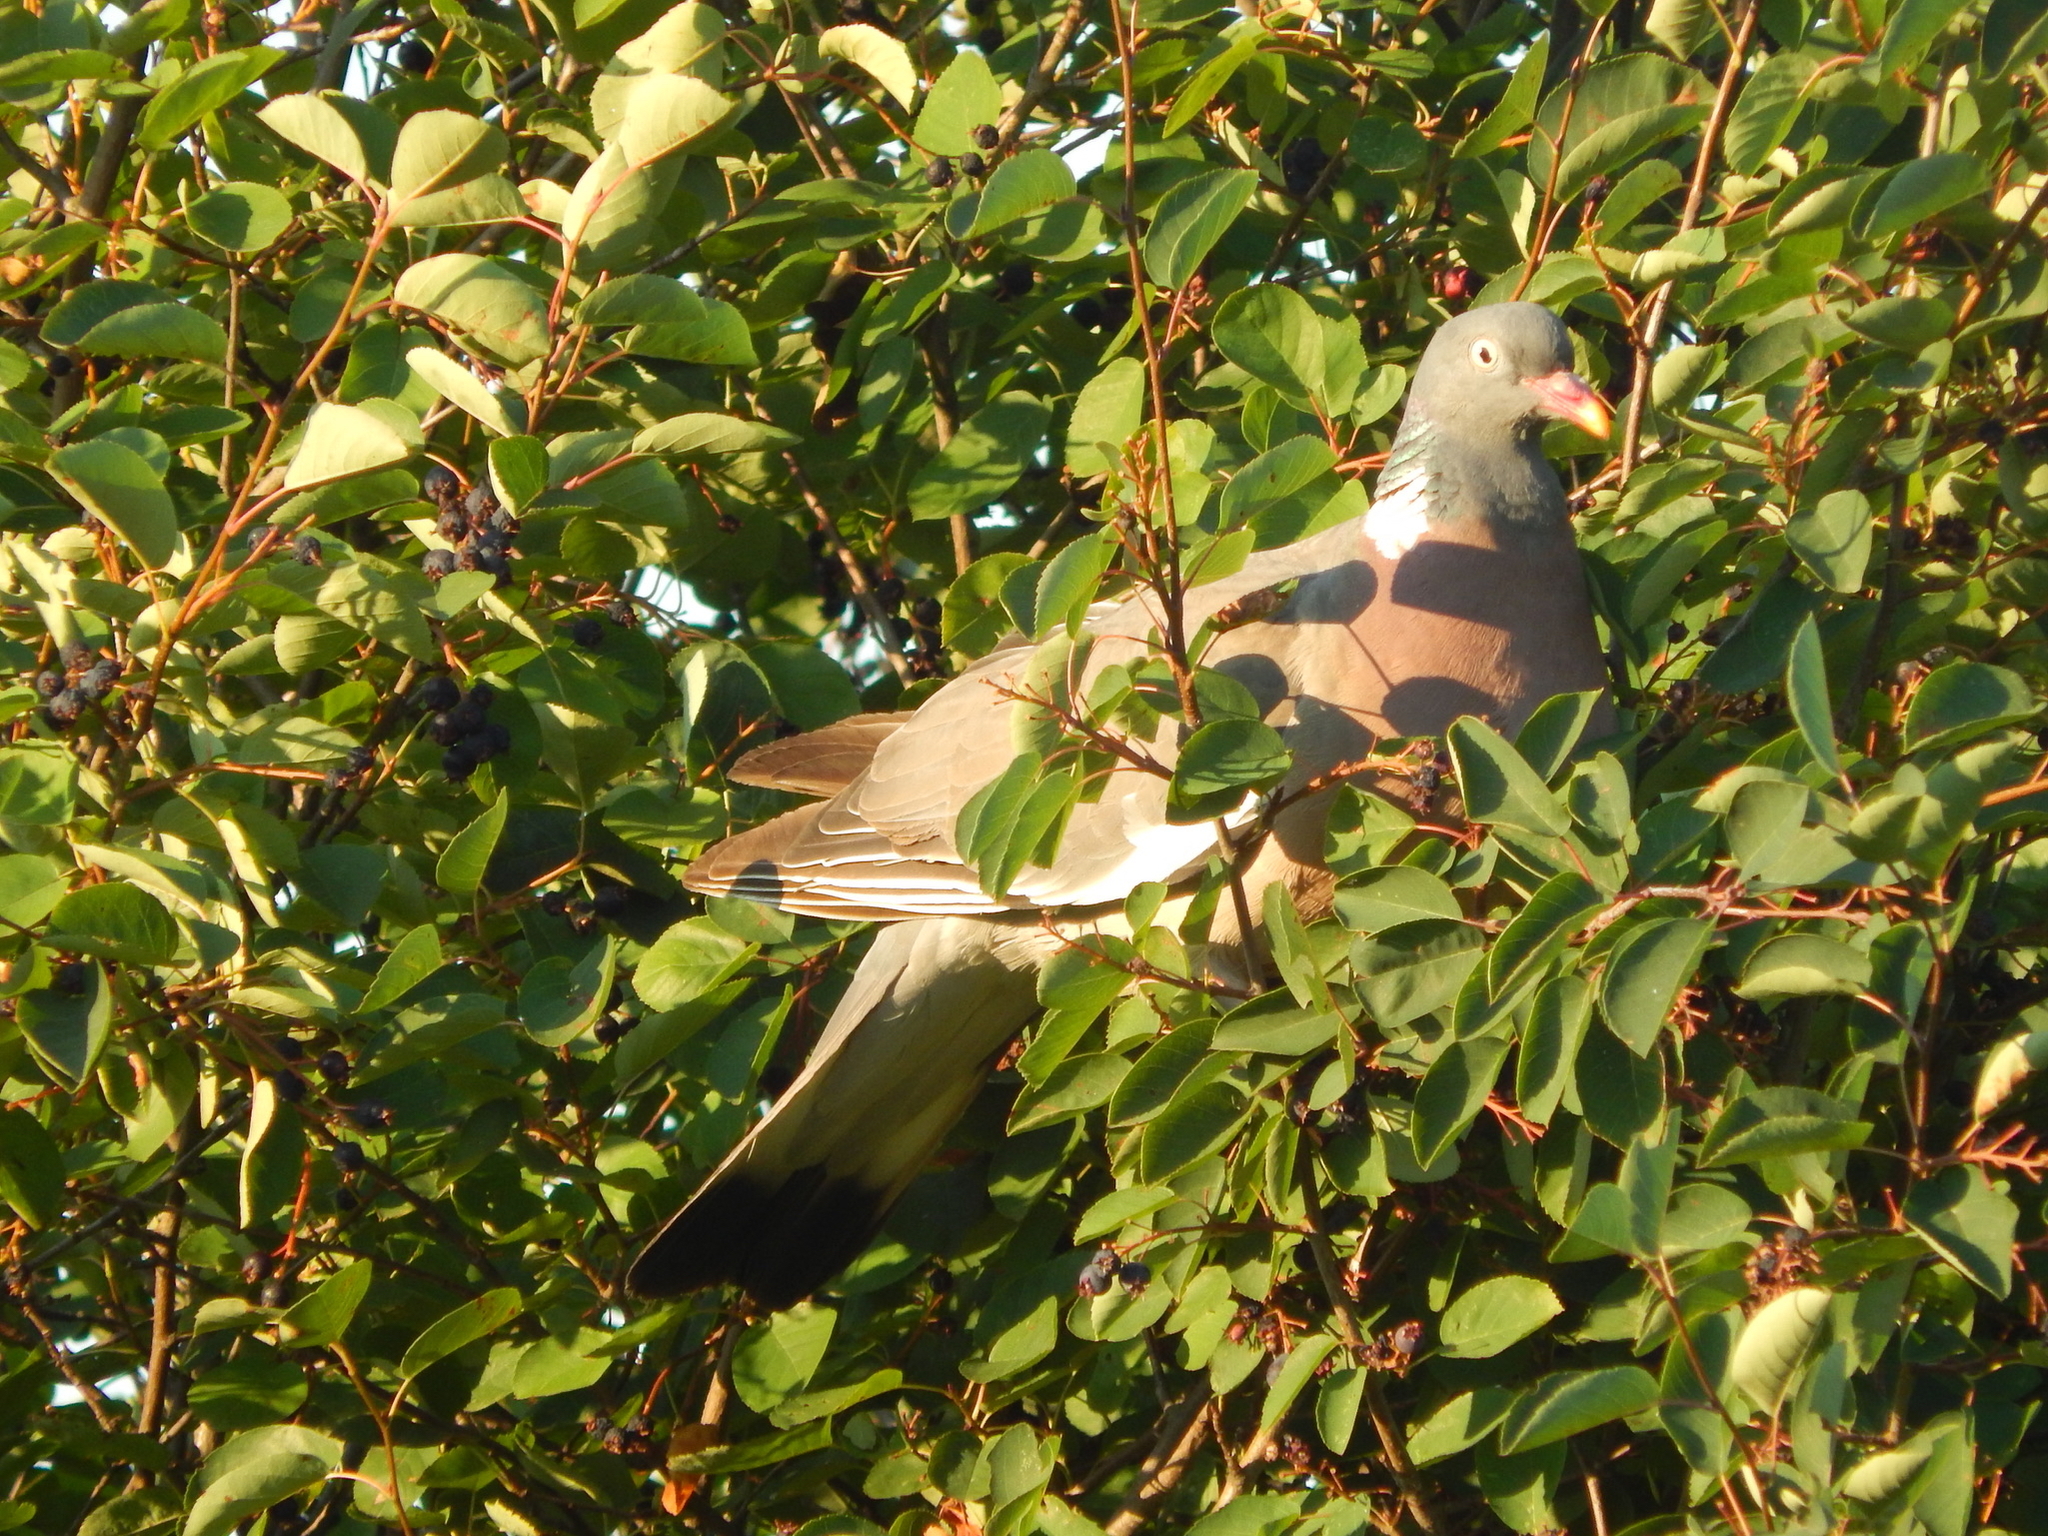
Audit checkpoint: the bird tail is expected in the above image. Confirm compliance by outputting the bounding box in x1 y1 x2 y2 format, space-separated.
626 916 1046 1309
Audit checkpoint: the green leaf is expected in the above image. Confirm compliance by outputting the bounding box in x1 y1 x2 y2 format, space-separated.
1599 918 1712 1055
437 789 509 896
1138 1081 1250 1183
1109 1021 1216 1124
1353 919 1485 1028
137 46 280 151
18 966 113 1090
48 882 177 965
1785 613 1841 777
1162 25 1265 138
1447 717 1569 836
1736 934 1872 999
617 72 733 164
634 917 754 1010
1169 717 1291 817
1064 357 1147 476
1862 153 1985 241
1729 1286 1828 1414
733 1303 837 1412
1723 50 1813 175
277 1258 372 1347
1516 973 1592 1125
257 91 394 183
632 413 798 458
1875 0 1973 77
1786 489 1874 592
1143 168 1257 290
359 924 444 1012
1254 1334 1338 1442
185 182 293 252
1332 865 1459 934
1487 871 1599 999
283 402 413 490
0 1107 64 1228
907 392 1052 520
1845 294 1955 353
1697 1085 1871 1167
401 1288 523 1380
914 49 1003 156
1455 34 1548 158
1034 533 1114 639
1497 1366 1660 1454
1905 661 2035 747
818 22 915 105
1439 1276 1562 1359
488 436 549 511
1407 1387 1515 1465
1212 284 1322 409
48 438 179 567
403 347 523 437
183 1426 343 1536
520 936 616 1046
1576 1021 1665 1146
964 148 1077 238
394 254 552 366
1412 1034 1509 1166
1903 1165 2017 1295
1316 1366 1366 1454
388 110 522 225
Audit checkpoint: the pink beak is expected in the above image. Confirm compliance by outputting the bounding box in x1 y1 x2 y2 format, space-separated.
1524 370 1612 440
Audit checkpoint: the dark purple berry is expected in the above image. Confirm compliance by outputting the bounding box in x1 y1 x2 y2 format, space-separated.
606 598 633 626
44 688 86 725
59 641 93 672
333 1141 366 1173
925 157 955 189
471 721 511 761
970 122 998 150
271 1069 306 1103
437 506 469 542
413 675 460 712
52 961 88 994
466 682 495 709
428 711 465 747
349 1102 392 1131
274 1036 305 1061
1076 1264 1111 1297
1117 1260 1151 1294
421 549 456 580
568 616 604 648
33 671 62 698
79 660 119 699
318 1050 350 1085
442 743 479 780
293 535 323 566
396 35 435 72
959 151 985 178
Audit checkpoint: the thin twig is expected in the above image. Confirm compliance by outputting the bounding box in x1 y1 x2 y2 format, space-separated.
1617 0 1760 482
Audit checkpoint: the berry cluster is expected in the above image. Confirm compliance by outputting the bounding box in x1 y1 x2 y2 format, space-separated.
419 469 517 583
586 1413 657 1459
1074 1246 1150 1297
33 640 122 727
411 675 510 780
538 882 630 934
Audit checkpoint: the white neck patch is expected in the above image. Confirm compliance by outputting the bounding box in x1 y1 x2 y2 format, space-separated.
1364 475 1431 560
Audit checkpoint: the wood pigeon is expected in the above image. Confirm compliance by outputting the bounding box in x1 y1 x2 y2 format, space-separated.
627 301 1613 1307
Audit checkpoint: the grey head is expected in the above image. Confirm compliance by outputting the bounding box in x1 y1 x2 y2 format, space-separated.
1367 302 1610 550
1407 302 1610 442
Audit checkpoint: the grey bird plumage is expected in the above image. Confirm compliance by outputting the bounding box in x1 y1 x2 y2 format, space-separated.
627 301 1613 1307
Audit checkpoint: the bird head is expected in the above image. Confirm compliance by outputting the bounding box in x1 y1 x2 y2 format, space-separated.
1414 301 1611 442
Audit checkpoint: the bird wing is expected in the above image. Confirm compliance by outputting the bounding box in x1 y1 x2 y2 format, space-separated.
685 521 1377 921
726 712 916 798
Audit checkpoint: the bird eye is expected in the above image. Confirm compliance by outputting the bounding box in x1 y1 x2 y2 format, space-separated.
1470 339 1499 369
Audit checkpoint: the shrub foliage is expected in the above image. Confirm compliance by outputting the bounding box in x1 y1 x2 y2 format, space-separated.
1 0 2046 1532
